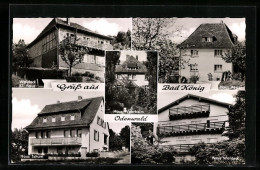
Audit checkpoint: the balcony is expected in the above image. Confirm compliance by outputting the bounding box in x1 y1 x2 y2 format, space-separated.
60 37 113 51
173 144 194 153
158 121 226 137
169 104 210 120
31 137 82 146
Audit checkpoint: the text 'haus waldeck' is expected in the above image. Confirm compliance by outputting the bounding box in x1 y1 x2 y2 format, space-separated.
25 96 109 157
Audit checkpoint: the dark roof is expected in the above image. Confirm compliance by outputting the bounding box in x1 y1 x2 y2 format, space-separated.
178 22 236 49
158 94 232 113
115 55 147 74
27 18 113 48
39 100 91 114
25 97 103 130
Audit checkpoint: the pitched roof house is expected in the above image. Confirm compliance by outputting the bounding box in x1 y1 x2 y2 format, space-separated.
178 21 238 82
155 94 232 163
25 96 109 157
27 18 114 77
115 55 148 87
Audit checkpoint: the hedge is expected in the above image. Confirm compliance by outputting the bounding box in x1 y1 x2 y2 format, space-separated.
66 76 83 82
15 68 68 86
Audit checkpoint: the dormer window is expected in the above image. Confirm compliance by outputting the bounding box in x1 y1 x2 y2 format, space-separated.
43 118 47 123
202 37 213 42
70 115 75 120
52 117 56 122
191 50 199 57
61 116 65 121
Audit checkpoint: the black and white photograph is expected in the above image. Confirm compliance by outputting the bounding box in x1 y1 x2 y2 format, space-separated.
11 89 130 164
105 51 158 115
152 90 245 164
132 18 246 90
12 18 132 88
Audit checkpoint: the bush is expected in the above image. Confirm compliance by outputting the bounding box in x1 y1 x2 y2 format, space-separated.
72 72 81 76
82 71 94 78
86 152 100 157
15 68 68 86
190 75 199 83
131 124 176 164
12 74 23 87
66 76 83 82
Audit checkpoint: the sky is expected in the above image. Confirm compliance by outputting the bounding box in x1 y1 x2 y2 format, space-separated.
171 18 246 43
13 18 132 44
158 90 239 109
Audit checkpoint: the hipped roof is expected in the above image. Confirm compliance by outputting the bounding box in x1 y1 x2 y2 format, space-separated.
115 55 147 74
178 23 236 49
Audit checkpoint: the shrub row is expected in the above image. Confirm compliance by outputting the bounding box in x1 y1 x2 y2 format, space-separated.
72 71 95 78
15 68 68 86
86 152 99 157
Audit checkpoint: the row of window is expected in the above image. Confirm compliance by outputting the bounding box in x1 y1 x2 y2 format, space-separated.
42 115 76 123
94 130 108 145
176 138 219 144
83 54 105 65
190 50 223 57
35 129 82 138
42 32 57 53
66 33 110 44
190 63 223 72
97 116 106 129
116 74 148 81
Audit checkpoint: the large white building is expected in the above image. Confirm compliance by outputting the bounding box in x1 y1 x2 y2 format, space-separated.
25 96 109 157
155 94 231 162
178 21 238 82
27 18 113 78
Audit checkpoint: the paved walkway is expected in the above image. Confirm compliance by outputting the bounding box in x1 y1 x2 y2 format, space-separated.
114 154 131 164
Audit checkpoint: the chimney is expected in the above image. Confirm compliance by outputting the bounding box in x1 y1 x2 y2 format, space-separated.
136 55 138 60
220 20 223 24
66 18 70 25
57 100 60 104
78 96 83 101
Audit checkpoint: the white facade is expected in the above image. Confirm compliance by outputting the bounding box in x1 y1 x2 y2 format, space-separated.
116 74 149 87
27 101 109 157
180 49 233 82
156 97 229 148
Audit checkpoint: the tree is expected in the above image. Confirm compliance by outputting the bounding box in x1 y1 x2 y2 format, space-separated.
12 39 32 70
190 91 246 165
225 90 246 139
131 124 176 164
223 41 246 79
109 129 124 151
11 128 29 163
132 18 181 50
59 34 89 76
132 18 182 83
120 125 130 149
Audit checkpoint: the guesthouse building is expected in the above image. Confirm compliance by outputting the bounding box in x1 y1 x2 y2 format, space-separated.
178 21 238 82
25 96 109 157
115 55 148 89
155 94 231 162
27 18 113 78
